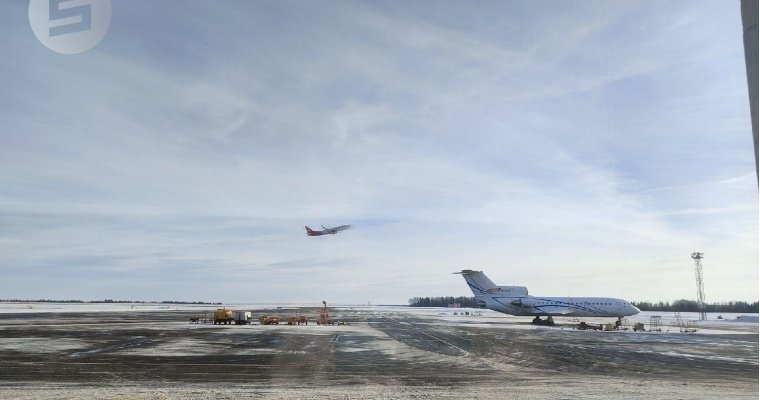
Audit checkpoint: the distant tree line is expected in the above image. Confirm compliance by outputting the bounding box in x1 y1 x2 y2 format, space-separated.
408 296 480 308
0 299 222 305
631 300 758 313
409 296 759 313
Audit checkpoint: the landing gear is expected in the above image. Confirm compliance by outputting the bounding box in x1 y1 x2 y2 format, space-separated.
531 316 555 326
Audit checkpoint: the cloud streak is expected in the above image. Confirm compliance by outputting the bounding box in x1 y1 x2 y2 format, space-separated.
0 0 756 303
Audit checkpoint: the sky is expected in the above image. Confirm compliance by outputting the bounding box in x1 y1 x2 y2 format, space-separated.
0 0 757 304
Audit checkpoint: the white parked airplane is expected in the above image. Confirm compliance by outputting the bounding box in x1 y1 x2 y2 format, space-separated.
455 269 640 324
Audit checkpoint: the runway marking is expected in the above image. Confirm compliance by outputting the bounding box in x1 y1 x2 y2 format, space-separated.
330 333 342 344
387 318 470 357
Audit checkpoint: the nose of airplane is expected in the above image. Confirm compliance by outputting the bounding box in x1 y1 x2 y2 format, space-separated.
630 304 641 314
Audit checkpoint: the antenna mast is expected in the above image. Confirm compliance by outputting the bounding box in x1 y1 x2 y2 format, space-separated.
691 252 706 321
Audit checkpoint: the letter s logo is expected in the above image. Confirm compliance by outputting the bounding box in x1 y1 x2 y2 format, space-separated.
48 0 92 37
29 0 111 55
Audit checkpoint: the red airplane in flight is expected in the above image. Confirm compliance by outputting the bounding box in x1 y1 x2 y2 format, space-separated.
305 225 352 236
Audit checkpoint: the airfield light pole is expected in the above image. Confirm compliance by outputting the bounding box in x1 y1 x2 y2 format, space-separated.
691 252 706 321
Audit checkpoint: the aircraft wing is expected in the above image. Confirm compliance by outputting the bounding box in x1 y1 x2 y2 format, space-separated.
323 225 352 232
536 306 574 315
310 224 352 235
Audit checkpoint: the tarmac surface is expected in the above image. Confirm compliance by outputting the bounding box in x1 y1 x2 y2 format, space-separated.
0 305 757 399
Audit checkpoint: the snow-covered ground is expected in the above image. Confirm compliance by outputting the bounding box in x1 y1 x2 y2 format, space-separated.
2 302 756 333
335 306 758 334
0 303 756 399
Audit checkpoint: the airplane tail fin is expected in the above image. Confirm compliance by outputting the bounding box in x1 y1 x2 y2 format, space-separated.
454 270 497 296
305 226 314 233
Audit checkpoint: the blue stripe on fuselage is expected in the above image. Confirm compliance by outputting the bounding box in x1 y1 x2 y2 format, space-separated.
489 297 615 316
466 282 486 295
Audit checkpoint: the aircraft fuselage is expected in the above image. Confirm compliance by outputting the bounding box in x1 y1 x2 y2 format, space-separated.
458 270 640 319
479 294 639 318
305 225 352 236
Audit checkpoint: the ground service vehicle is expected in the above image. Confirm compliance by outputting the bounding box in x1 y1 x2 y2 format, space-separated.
234 311 252 325
213 309 234 324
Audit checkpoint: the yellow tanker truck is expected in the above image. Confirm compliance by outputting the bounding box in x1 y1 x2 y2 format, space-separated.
213 309 234 324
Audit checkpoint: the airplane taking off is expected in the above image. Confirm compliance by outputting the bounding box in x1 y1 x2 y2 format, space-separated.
455 269 639 325
305 225 352 236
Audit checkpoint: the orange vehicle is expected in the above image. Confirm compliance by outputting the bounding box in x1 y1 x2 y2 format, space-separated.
213 309 234 324
259 315 280 325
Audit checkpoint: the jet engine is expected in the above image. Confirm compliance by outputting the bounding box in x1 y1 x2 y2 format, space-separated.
488 286 529 296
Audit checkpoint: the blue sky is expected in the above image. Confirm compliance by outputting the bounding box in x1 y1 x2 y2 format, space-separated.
0 0 756 304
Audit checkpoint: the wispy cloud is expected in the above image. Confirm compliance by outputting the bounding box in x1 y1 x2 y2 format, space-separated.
0 1 755 303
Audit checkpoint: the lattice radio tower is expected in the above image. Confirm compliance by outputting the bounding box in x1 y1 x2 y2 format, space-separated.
691 252 706 320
